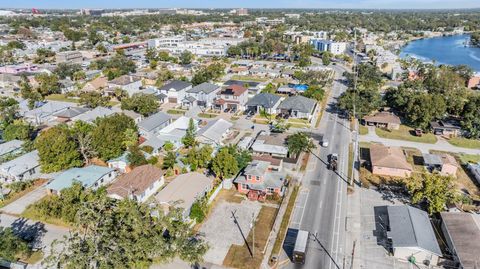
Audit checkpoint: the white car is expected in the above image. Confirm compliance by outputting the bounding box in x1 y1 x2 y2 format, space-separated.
322 139 329 147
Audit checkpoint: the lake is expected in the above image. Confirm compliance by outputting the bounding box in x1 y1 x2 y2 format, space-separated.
400 34 480 72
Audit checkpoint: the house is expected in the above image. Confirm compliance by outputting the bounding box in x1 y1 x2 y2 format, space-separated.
197 119 233 146
467 162 480 185
53 107 90 123
467 74 480 89
245 93 282 114
422 153 459 177
277 95 317 121
82 76 108 92
234 160 287 201
56 51 83 63
156 116 199 149
158 80 193 104
107 151 151 173
71 107 116 123
154 172 214 219
386 205 442 266
46 165 117 194
183 82 221 109
440 212 480 269
0 150 40 183
0 140 24 159
107 164 164 203
59 79 75 94
24 101 78 125
133 71 158 86
369 144 413 178
121 110 143 124
213 85 248 112
431 120 462 137
138 111 172 138
363 111 401 130
223 80 261 97
251 132 288 158
84 70 102 80
107 75 142 97
276 85 296 95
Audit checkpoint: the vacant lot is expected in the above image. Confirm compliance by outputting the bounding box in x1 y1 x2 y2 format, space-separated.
375 125 437 144
447 137 480 149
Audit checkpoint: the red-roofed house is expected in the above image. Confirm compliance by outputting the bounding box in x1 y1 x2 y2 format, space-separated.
214 85 248 112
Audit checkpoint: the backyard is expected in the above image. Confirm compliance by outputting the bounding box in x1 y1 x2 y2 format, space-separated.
375 125 437 144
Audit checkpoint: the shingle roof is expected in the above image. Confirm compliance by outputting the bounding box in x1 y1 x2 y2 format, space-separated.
197 119 233 144
187 82 220 94
246 93 282 108
220 85 248 96
440 212 480 268
278 95 316 113
109 75 141 86
244 160 270 176
364 111 401 125
159 80 192 92
72 107 115 123
387 205 442 257
138 112 172 132
53 107 90 118
223 80 260 88
0 150 39 177
107 164 164 198
370 144 412 171
47 165 115 192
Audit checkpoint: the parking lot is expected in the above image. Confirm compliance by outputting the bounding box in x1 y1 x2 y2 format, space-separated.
200 199 262 265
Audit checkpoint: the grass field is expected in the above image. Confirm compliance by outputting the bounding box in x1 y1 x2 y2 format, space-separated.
375 125 437 144
198 112 219 119
21 198 71 228
223 206 277 269
166 109 187 115
447 137 480 149
45 94 79 103
359 125 369 135
230 75 269 82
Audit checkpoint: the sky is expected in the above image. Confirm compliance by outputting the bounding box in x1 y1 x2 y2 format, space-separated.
2 0 480 9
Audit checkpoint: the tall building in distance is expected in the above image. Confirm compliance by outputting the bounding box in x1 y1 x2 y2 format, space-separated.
230 8 249 16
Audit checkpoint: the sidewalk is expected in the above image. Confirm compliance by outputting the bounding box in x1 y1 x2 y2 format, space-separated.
360 128 480 155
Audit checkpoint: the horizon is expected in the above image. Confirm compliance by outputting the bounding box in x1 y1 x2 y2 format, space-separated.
1 0 480 10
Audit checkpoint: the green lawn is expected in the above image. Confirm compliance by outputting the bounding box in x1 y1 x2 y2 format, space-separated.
166 109 187 115
198 113 218 119
230 75 269 82
45 94 79 103
359 125 369 135
458 153 480 164
447 137 480 149
375 125 437 144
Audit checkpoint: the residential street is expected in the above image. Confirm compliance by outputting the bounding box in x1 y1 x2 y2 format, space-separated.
360 127 480 155
284 64 351 269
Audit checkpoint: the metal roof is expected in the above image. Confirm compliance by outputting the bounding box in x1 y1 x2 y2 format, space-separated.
387 205 442 257
47 165 115 192
197 119 233 144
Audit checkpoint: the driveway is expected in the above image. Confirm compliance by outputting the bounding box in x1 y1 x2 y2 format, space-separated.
360 129 480 155
1 185 48 215
200 200 262 265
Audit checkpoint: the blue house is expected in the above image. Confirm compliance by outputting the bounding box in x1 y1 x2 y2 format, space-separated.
47 165 117 194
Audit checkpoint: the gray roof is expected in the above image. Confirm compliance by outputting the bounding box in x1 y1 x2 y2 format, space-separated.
159 80 192 92
197 119 233 144
183 96 196 103
72 107 115 123
387 205 442 256
278 95 316 113
138 111 172 132
187 82 220 94
422 154 443 166
53 107 90 118
244 160 270 177
0 140 24 156
0 150 39 177
246 93 282 109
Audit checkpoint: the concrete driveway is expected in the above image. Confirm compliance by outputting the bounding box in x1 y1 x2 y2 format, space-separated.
200 200 262 265
1 185 48 215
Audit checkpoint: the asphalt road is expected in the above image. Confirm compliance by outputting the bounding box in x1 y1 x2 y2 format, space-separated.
286 62 351 269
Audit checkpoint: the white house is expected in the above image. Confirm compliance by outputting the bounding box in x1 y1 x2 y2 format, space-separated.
0 150 40 183
107 75 142 97
46 165 117 194
183 83 221 109
107 164 164 203
158 80 193 104
197 118 233 146
138 111 172 138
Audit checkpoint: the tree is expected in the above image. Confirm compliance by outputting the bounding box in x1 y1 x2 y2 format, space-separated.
191 63 225 85
225 145 252 170
405 93 446 129
54 63 82 79
35 125 83 173
3 121 33 141
338 88 384 118
163 151 176 170
44 195 208 268
461 95 480 139
0 97 19 128
155 69 174 87
34 73 60 96
127 145 148 167
120 93 159 116
71 121 96 165
286 132 316 158
182 119 197 148
79 92 110 108
190 199 206 223
302 85 325 102
322 51 332 66
0 227 30 262
211 147 239 180
163 141 175 152
406 173 457 214
183 145 213 171
261 83 276 94
227 45 242 57
91 114 137 161
179 50 193 65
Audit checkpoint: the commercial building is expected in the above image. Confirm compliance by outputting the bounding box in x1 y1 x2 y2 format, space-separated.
311 39 347 55
148 36 244 57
